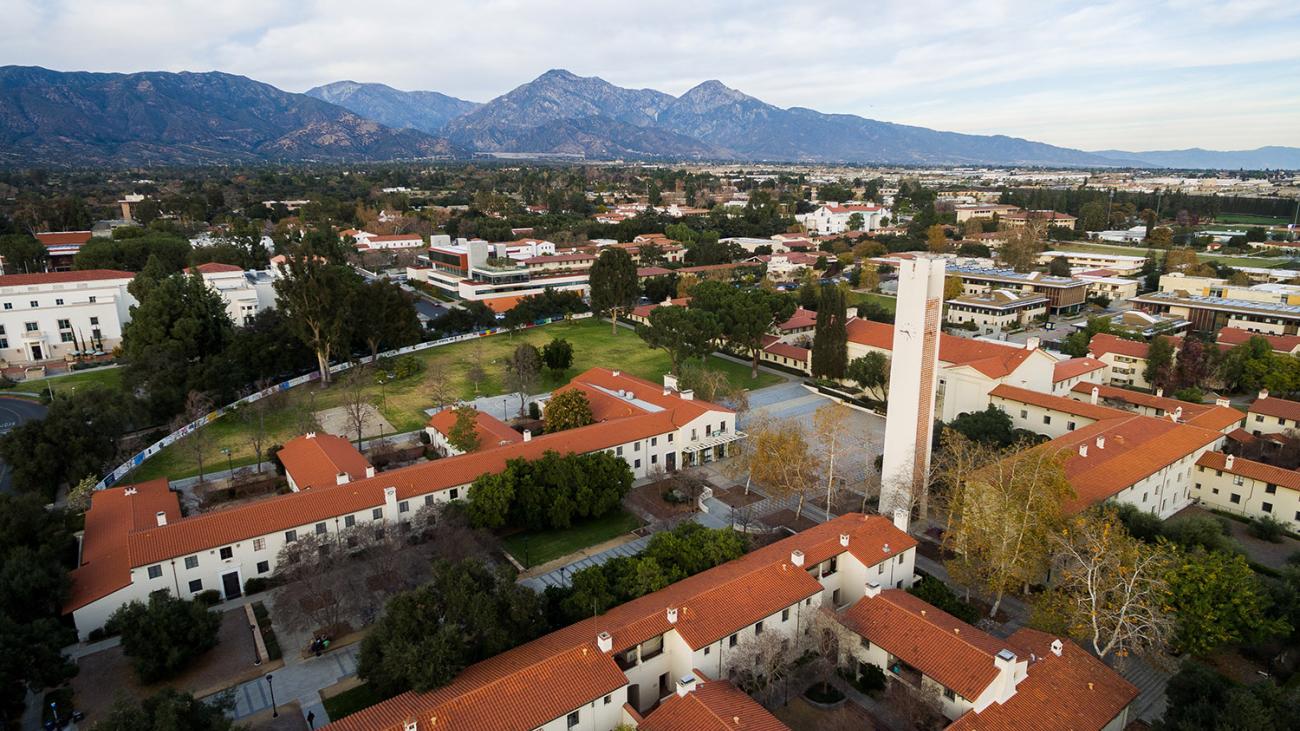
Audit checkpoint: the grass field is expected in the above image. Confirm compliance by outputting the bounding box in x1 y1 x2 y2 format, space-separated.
322 683 387 722
1214 214 1291 226
1051 240 1296 270
127 319 783 482
504 509 643 568
5 366 122 398
847 291 897 312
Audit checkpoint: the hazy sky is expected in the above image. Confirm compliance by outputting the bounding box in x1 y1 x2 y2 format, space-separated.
4 0 1299 152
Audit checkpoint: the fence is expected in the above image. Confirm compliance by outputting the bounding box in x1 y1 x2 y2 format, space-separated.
97 312 593 489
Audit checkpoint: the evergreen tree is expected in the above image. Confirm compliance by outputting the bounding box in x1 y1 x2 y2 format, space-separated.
811 285 848 379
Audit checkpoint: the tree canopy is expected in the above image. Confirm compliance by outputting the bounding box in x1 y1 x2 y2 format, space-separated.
107 593 221 683
467 450 633 531
637 304 722 376
588 248 639 334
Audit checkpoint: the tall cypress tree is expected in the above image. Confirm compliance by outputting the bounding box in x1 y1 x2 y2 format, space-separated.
811 285 848 379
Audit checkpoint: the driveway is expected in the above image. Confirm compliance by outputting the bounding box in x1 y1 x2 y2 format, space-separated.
0 396 46 493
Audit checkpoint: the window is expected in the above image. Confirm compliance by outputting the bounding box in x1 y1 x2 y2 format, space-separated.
1233 475 1245 486
1231 493 1241 504
425 495 434 506
691 429 698 440
651 437 657 446
449 488 459 500
184 556 199 570
399 500 409 513
1043 415 1051 424
603 695 611 705
28 300 37 308
754 621 764 635
90 316 98 326
315 522 327 535
257 560 269 574
57 319 70 329
0 339 7 349
634 441 640 451
1266 484 1277 494
2 303 9 310
220 546 233 560
704 646 711 655
285 530 297 543
729 633 738 647
147 565 162 579
832 588 842 605
91 329 101 340
1263 502 1274 513
616 446 623 456
1068 421 1076 431
782 608 790 622
878 563 885 575
668 433 674 443
88 296 96 303
1256 415 1264 422
189 579 203 593
860 637 871 649
943 687 956 701
372 508 383 520
24 322 37 332
651 455 657 464
60 332 74 342
253 538 265 551
344 515 356 528
567 711 579 729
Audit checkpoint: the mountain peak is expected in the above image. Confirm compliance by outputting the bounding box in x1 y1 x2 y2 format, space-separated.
536 68 583 82
673 79 755 113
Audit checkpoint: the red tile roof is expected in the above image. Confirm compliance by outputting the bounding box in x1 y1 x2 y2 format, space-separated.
276 433 372 490
185 262 243 274
640 679 790 731
989 384 1128 422
1216 327 1300 354
325 514 912 731
761 336 810 363
1052 357 1105 383
1068 383 1245 432
846 319 1037 378
631 297 690 320
1086 333 1150 359
368 234 423 243
1197 451 1300 492
777 307 817 331
478 294 526 314
840 589 1007 701
0 269 134 287
947 628 1137 731
34 231 94 247
426 409 523 450
1248 394 1300 422
638 266 675 278
65 479 180 612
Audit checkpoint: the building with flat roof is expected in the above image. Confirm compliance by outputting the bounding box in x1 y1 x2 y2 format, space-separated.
1130 291 1300 335
954 204 1021 223
1037 250 1146 276
0 269 135 365
948 265 1088 315
946 289 1049 335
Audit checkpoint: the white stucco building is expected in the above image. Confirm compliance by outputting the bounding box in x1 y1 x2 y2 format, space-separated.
0 270 135 364
797 203 890 234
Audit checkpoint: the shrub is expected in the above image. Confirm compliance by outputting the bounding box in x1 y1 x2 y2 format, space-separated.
907 573 980 624
418 430 432 445
528 401 542 420
195 589 222 607
1249 515 1287 543
244 577 270 595
109 594 220 683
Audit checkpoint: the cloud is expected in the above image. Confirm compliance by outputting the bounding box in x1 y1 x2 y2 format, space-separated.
1 0 1297 151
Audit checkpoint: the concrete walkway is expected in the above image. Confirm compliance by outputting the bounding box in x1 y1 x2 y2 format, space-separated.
217 643 359 726
520 535 653 591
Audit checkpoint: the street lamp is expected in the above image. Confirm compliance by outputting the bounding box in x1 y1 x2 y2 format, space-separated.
266 674 278 718
221 447 234 479
250 623 261 666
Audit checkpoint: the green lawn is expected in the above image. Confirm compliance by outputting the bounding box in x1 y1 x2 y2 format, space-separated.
847 291 897 312
126 318 782 482
504 509 643 569
323 683 388 722
1214 214 1290 226
5 366 122 398
1051 240 1295 269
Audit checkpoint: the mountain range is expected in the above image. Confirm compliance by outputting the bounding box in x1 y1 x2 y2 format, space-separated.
2 65 1296 169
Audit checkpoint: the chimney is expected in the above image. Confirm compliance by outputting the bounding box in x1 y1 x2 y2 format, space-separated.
839 533 850 547
663 373 679 391
882 543 891 554
680 389 695 401
790 549 805 567
892 507 909 533
306 431 317 439
865 581 882 599
1225 454 1235 469
666 607 678 624
155 511 167 527
1026 336 1040 351
365 466 376 478
1172 406 1183 422
1095 436 1105 449
336 472 350 485
1078 444 1088 457
523 429 532 442
1215 397 1230 408
612 370 620 377
1090 386 1099 405
1156 387 1164 398
597 631 612 653
675 674 699 697
384 486 398 516
1050 639 1063 657
1259 389 1270 400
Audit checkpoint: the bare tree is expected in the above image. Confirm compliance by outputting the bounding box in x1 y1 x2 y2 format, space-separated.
503 343 541 416
171 391 215 483
466 341 487 395
272 534 359 636
340 367 371 445
882 680 944 730
813 404 851 516
427 360 453 411
748 416 822 519
240 378 280 473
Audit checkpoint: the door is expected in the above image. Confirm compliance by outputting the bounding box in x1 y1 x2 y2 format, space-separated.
666 452 676 472
221 571 242 599
627 684 640 712
30 344 43 361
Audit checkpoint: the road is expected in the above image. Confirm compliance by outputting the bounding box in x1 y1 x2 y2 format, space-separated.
0 396 46 493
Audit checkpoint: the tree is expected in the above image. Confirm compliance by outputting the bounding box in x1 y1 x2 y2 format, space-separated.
926 224 948 253
466 340 487 395
273 255 359 384
811 285 848 379
1158 661 1300 731
358 560 546 696
747 417 821 519
1048 255 1072 276
943 274 964 301
1164 547 1285 656
340 367 371 445
447 405 481 453
1143 336 1176 390
1171 336 1215 391
636 305 721 376
1034 508 1173 660
96 689 235 731
1149 227 1174 248
544 389 594 433
846 212 865 231
109 593 221 683
847 352 889 400
504 343 542 415
945 404 1028 448
0 233 47 274
352 279 422 364
171 391 215 483
589 247 639 335
691 281 796 378
999 222 1045 272
427 360 453 411
813 404 851 515
238 378 278 473
541 337 575 377
938 433 1075 616
467 451 632 532
1218 336 1300 394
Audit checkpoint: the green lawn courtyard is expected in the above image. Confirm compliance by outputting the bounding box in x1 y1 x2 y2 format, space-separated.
503 509 643 569
847 291 896 312
4 365 122 399
126 318 783 482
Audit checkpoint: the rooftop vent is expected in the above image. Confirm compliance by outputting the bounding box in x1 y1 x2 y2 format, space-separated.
666 607 678 624
865 582 882 599
882 543 891 554
676 674 699 697
155 511 167 527
1095 436 1105 449
336 472 350 485
1226 454 1236 469
365 466 376 478
1078 445 1088 457
839 533 850 547
597 631 612 653
1050 639 1063 657
790 549 805 567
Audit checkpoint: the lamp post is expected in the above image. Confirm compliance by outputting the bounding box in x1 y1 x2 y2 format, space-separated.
266 674 278 718
250 623 261 666
221 447 234 479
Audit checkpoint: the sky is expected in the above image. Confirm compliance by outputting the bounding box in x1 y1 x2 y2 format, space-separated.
3 0 1299 152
